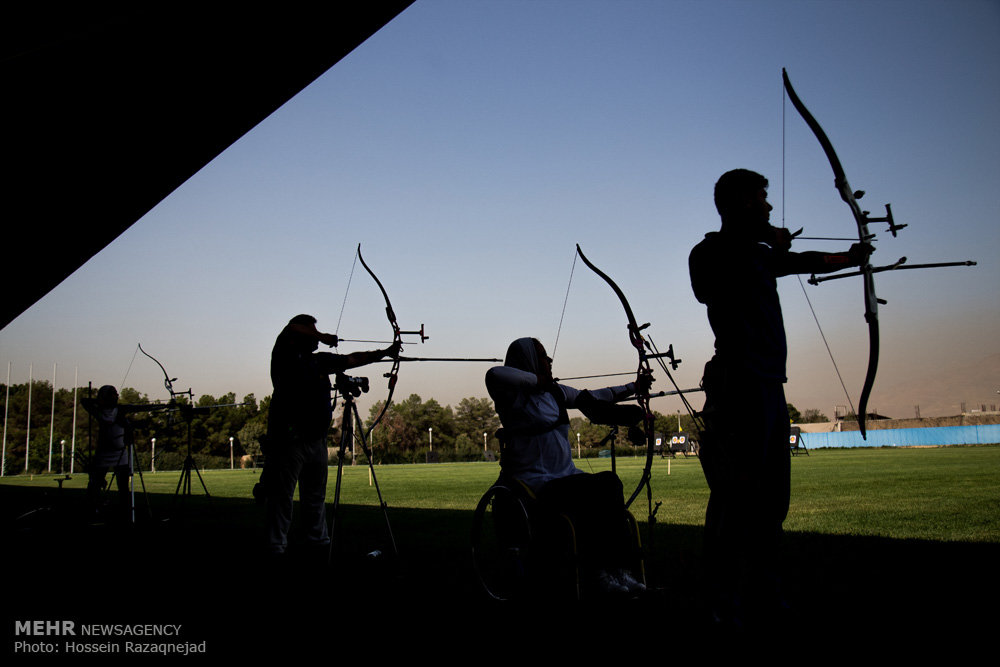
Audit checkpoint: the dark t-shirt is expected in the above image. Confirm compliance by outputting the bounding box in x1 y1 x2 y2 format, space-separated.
689 231 836 382
268 348 346 443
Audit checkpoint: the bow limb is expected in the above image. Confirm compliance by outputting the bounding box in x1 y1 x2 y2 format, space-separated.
137 343 177 402
575 245 655 510
782 69 878 438
356 244 402 438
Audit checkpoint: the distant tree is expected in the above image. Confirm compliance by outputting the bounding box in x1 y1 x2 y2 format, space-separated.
454 397 501 452
787 403 802 423
800 409 829 423
119 387 151 404
569 417 632 455
568 416 595 449
653 409 699 435
241 393 259 415
453 433 479 461
360 394 455 456
237 419 265 461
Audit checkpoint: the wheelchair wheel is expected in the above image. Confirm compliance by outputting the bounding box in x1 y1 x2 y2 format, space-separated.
621 510 647 589
471 484 532 601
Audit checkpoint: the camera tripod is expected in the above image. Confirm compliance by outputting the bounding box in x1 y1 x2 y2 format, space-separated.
328 373 398 566
171 401 212 510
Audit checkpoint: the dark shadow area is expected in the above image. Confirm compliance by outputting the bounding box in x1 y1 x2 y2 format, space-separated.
2 3 414 328
2 483 997 657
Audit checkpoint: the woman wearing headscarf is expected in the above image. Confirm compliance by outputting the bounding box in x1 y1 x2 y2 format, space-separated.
485 337 647 594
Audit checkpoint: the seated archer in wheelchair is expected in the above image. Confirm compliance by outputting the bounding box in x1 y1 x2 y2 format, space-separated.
483 337 649 596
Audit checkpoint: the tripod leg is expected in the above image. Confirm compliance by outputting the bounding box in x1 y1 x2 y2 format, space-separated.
190 457 211 496
328 403 352 565
170 457 193 516
131 443 153 521
351 402 399 560
172 455 211 516
609 425 618 475
103 448 134 524
128 444 135 526
172 419 210 511
174 463 186 496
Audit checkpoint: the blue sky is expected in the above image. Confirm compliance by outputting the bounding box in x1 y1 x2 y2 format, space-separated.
2 0 998 420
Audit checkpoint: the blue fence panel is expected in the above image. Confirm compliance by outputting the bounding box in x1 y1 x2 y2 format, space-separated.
797 424 1000 449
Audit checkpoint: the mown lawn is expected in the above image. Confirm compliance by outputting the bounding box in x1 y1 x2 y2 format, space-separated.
4 445 998 542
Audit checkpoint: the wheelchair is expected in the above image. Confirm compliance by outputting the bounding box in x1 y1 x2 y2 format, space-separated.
471 474 646 601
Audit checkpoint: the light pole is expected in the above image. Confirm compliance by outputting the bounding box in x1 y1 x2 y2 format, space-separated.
60 439 65 474
151 438 156 473
48 363 56 473
25 363 32 473
2 361 9 477
70 368 78 474
229 436 234 470
428 427 433 452
483 432 487 452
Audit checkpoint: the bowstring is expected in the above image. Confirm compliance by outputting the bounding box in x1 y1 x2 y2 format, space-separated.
335 249 360 339
118 343 141 393
331 249 361 420
551 247 578 363
553 248 596 472
782 78 857 419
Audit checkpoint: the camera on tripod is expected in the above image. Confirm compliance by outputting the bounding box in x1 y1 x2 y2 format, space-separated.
335 373 370 397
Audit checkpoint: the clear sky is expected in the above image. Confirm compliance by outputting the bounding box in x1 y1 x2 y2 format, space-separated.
2 0 998 421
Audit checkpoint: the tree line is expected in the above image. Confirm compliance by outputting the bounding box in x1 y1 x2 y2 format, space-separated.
0 382 264 475
0 381 828 474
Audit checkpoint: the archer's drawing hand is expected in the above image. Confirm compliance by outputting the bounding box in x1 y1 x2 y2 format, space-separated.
768 226 793 252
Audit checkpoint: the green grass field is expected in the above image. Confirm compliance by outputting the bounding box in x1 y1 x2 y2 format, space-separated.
2 445 999 650
5 445 998 542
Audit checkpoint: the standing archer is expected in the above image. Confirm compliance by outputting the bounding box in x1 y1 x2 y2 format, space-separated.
80 385 170 522
262 314 399 561
689 169 869 624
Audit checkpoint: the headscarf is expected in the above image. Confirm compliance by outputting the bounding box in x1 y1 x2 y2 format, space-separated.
504 337 544 374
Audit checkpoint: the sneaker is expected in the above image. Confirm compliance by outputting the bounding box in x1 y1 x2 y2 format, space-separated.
596 570 629 595
615 569 646 595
